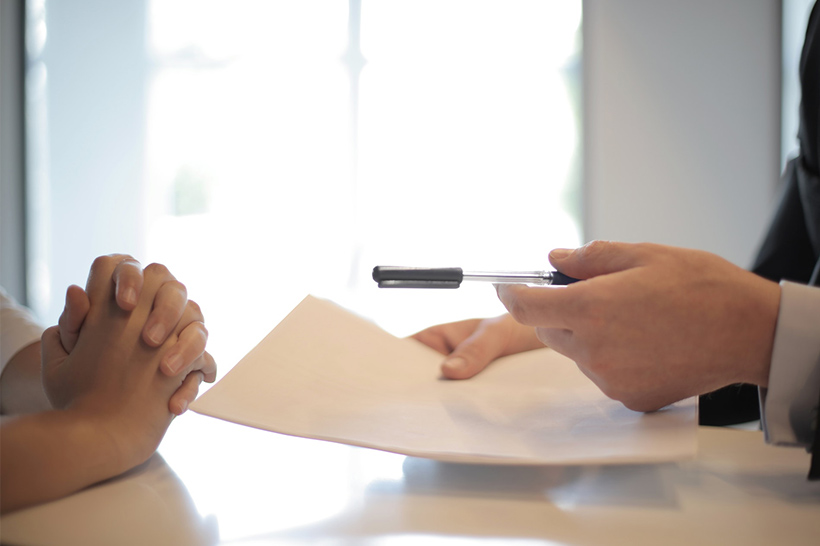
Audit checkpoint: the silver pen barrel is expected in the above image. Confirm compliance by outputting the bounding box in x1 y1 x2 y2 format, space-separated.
461 270 554 285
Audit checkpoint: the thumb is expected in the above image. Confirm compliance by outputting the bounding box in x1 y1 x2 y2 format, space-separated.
41 325 68 373
41 325 72 410
549 240 648 280
58 285 90 353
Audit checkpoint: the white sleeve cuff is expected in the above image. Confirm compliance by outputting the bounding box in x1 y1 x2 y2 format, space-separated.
760 280 820 448
0 287 45 377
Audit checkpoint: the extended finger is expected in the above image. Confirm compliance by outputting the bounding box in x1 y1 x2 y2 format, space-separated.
58 285 90 353
169 371 205 415
411 328 451 355
160 321 209 376
495 284 576 329
112 258 144 310
440 321 509 379
142 274 189 347
411 319 483 355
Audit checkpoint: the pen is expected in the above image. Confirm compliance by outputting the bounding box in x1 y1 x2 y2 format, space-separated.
372 266 581 289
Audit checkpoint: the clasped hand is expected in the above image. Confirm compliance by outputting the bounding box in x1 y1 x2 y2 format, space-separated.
41 255 216 462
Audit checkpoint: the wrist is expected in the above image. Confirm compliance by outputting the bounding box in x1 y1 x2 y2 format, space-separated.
61 407 134 476
63 404 155 475
0 408 135 513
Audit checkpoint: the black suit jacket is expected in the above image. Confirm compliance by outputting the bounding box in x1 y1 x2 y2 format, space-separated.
700 1 820 479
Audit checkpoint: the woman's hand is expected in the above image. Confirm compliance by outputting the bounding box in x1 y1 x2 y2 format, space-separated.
41 257 206 469
412 313 545 379
53 255 216 415
1 257 215 513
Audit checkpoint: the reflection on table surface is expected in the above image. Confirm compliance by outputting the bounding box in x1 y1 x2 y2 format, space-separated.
2 413 820 546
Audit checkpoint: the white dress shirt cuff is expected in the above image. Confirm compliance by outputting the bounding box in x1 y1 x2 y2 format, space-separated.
760 280 820 448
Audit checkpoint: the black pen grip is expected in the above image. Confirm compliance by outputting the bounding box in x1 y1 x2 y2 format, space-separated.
551 271 581 285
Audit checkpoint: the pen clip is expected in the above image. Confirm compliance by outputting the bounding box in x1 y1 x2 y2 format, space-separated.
372 266 464 289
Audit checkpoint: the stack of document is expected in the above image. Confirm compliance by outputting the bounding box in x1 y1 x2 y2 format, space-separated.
191 296 697 465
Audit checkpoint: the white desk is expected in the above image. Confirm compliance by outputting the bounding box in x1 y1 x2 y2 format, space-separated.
2 414 819 546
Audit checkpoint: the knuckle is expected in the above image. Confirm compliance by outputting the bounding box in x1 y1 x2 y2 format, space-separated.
455 344 487 363
505 297 531 324
87 256 119 289
91 255 115 272
580 239 610 259
118 259 142 275
172 280 188 298
144 262 170 277
185 323 208 347
186 299 202 317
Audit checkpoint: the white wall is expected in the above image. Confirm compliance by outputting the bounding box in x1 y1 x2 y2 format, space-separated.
0 0 26 302
26 0 148 322
584 0 782 267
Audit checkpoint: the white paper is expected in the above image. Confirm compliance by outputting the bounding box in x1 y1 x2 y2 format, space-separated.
192 295 697 464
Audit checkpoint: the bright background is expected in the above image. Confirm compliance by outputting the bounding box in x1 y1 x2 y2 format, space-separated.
24 0 583 372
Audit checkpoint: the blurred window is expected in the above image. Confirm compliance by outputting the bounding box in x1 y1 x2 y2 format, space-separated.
26 0 582 369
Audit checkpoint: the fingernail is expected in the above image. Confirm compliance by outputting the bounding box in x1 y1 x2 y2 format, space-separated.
443 356 468 372
164 353 183 374
550 248 571 260
179 399 188 414
122 287 137 306
147 323 166 345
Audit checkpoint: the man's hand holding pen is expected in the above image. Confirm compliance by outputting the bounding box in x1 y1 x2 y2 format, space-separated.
412 241 781 413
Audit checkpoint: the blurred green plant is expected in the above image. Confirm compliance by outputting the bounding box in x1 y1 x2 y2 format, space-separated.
173 165 212 216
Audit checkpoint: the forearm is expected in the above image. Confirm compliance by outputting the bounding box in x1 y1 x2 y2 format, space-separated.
0 341 52 415
0 409 126 514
